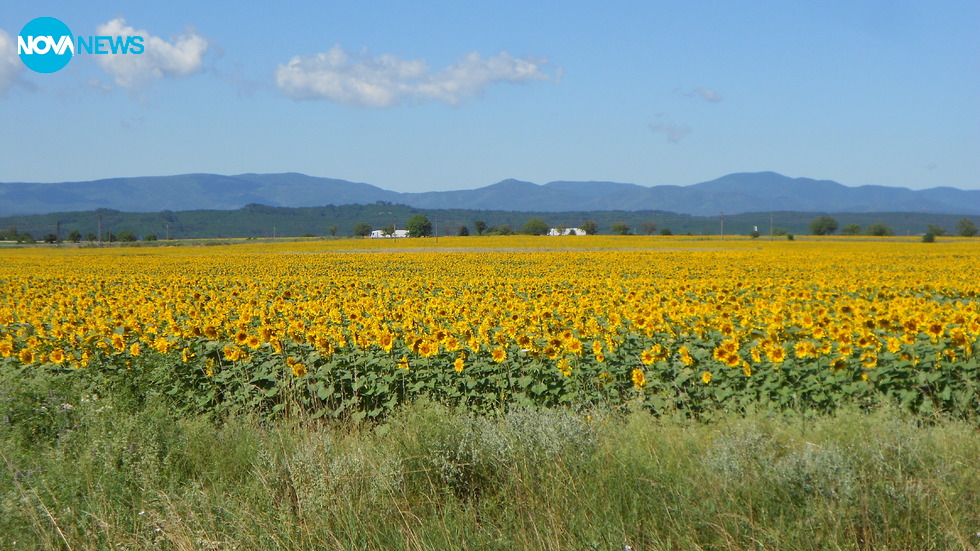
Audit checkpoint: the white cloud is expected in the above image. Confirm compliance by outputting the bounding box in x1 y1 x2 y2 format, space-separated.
683 87 723 102
275 45 558 107
0 29 25 96
649 121 691 143
93 18 208 88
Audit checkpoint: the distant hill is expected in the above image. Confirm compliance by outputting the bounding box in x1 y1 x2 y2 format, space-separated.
1 171 978 217
0 173 400 216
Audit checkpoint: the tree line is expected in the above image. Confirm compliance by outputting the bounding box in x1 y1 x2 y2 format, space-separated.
350 216 617 237
3 208 978 243
808 216 978 238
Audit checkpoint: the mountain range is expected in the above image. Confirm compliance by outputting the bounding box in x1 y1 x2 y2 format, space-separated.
1 171 978 217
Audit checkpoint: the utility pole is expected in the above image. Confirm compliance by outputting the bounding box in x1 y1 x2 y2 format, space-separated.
98 214 103 247
166 224 170 240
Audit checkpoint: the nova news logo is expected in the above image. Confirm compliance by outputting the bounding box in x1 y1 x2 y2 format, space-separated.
18 16 144 74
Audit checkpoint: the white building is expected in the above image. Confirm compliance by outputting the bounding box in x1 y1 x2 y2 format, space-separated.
548 227 587 236
370 229 410 239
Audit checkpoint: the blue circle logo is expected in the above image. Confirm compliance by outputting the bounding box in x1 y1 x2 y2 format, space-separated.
18 17 74 74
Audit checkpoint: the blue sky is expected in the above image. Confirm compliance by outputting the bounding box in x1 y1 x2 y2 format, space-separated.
1 1 977 192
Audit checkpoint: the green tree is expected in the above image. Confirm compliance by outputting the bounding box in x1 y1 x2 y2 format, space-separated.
352 222 372 237
474 220 487 235
641 221 657 235
660 228 673 236
486 224 513 236
865 222 894 236
581 220 598 235
43 233 58 244
66 229 82 243
841 224 861 236
144 234 157 241
926 224 947 236
328 225 337 236
956 218 978 237
85 232 97 242
809 216 839 235
457 225 470 236
381 224 395 237
522 217 549 235
611 222 630 235
406 214 432 237
118 230 138 242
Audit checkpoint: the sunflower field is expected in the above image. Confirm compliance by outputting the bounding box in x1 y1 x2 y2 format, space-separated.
2 236 979 420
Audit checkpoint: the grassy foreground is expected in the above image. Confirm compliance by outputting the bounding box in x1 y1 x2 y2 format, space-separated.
2 368 979 551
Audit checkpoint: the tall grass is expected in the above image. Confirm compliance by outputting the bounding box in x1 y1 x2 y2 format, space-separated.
2 368 979 550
